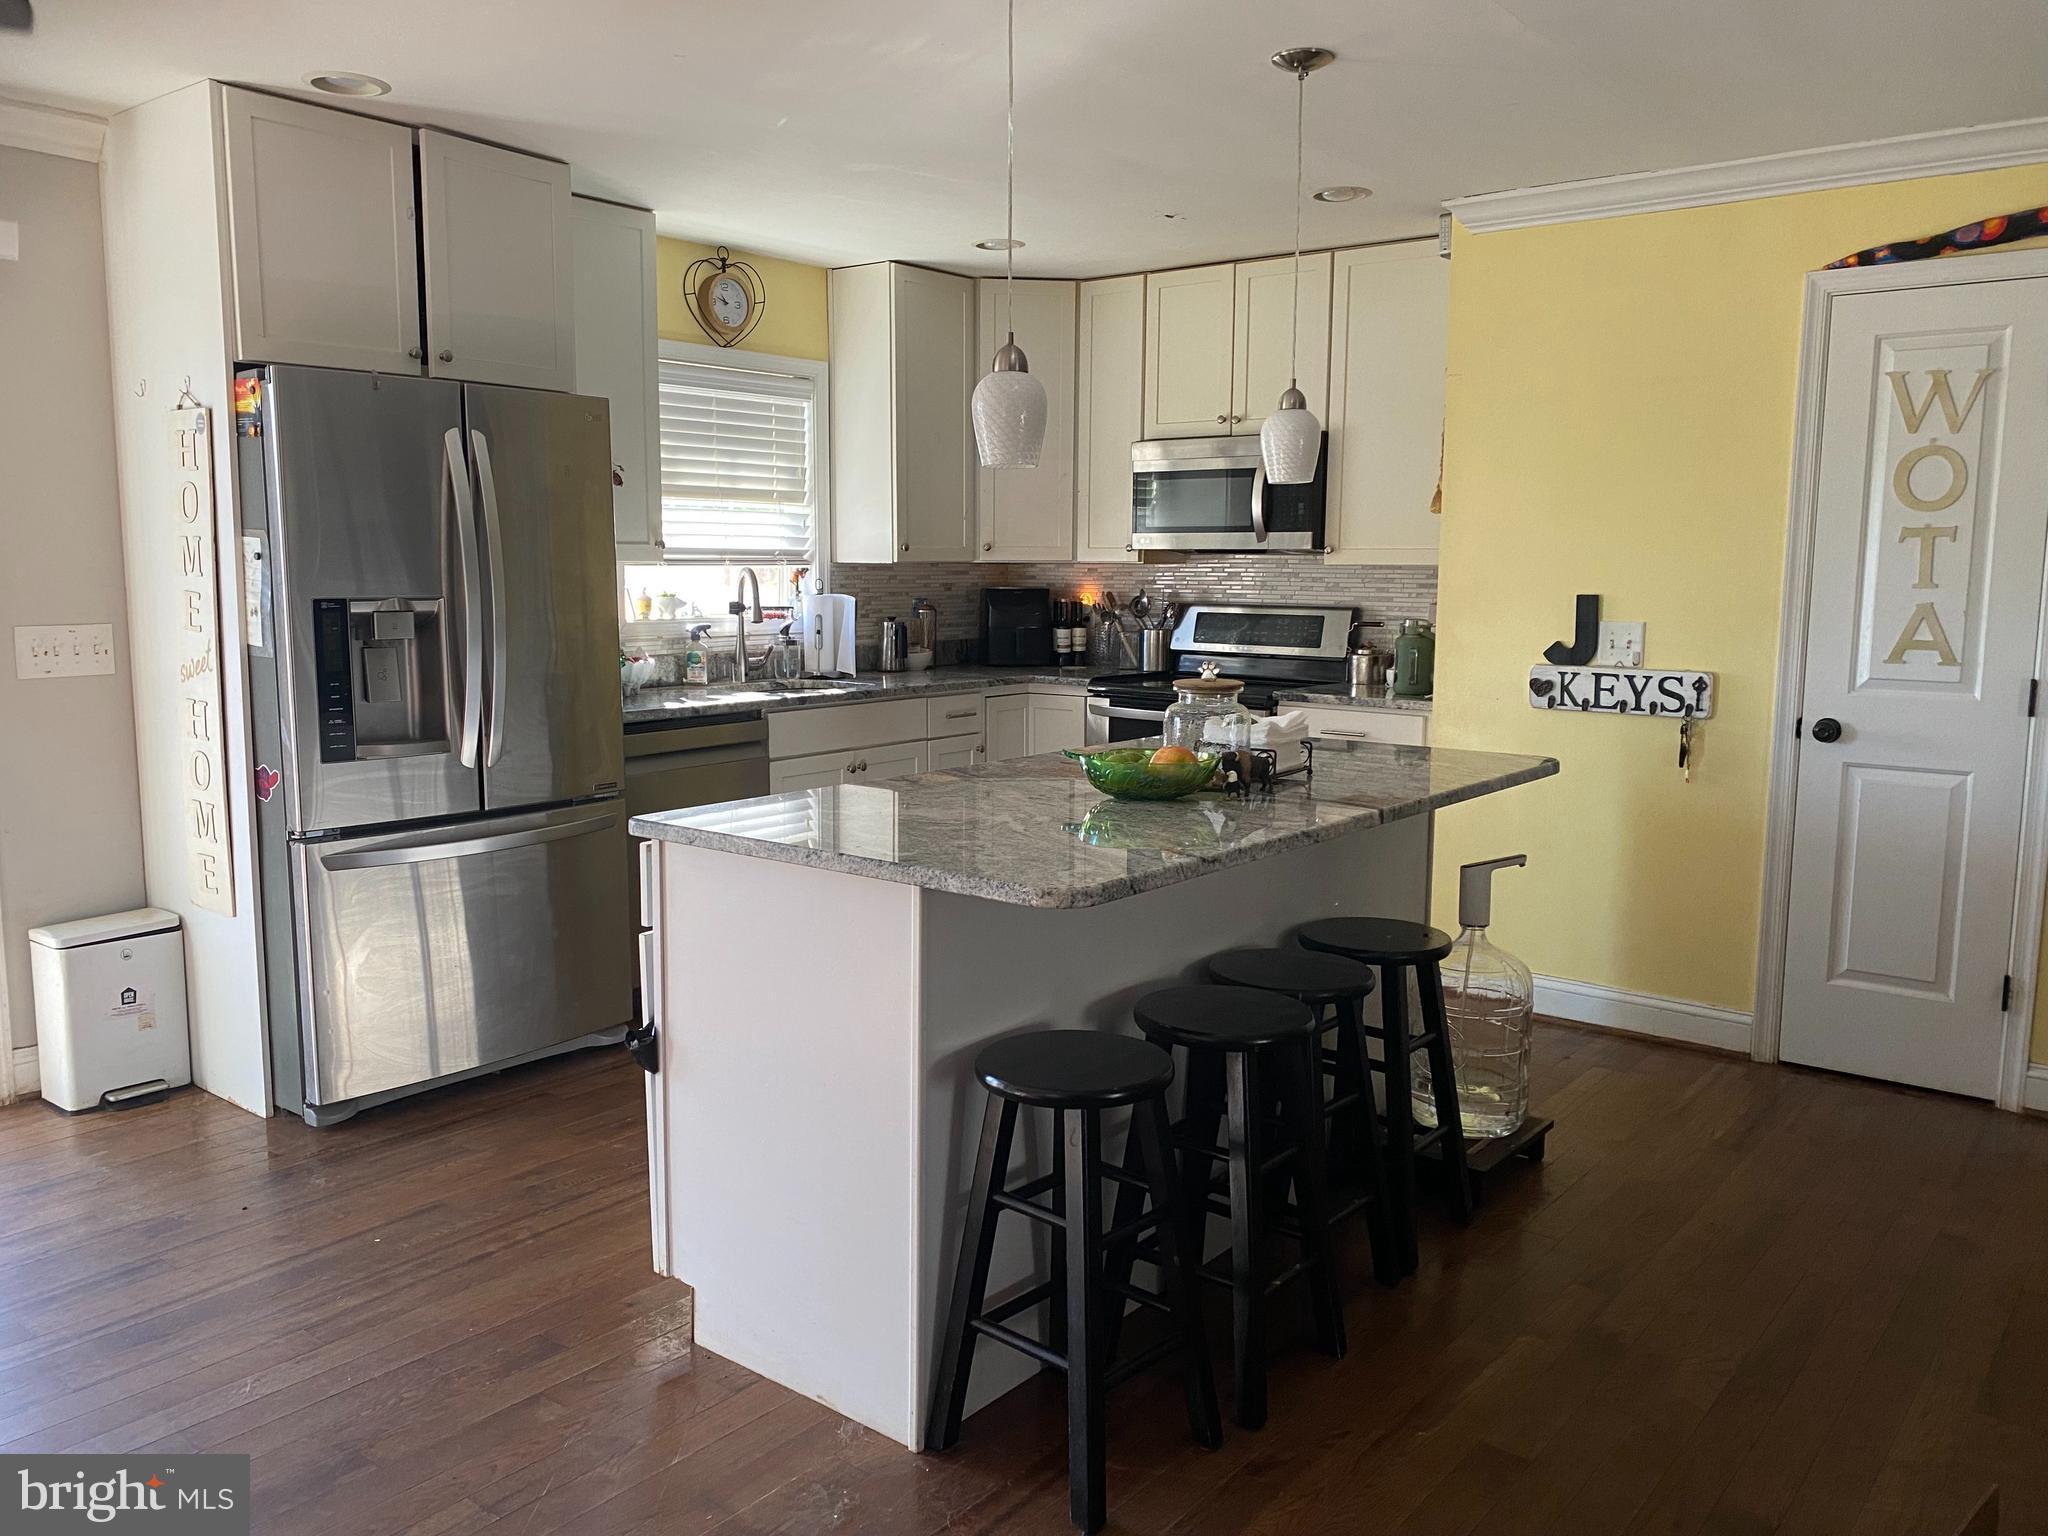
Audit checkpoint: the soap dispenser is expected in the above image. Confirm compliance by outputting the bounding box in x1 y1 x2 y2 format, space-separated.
1413 855 1533 1139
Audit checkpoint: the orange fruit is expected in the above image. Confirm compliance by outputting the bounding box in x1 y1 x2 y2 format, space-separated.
1149 745 1198 767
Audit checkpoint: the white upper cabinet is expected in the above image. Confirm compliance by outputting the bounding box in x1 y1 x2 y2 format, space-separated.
418 129 575 390
1143 264 1236 437
974 278 1076 562
1073 276 1144 563
1231 251 1331 437
571 197 661 557
221 88 421 373
1325 240 1448 565
830 262 975 564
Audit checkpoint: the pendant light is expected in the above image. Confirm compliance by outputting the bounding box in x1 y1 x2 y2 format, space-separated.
971 0 1047 469
1260 46 1333 486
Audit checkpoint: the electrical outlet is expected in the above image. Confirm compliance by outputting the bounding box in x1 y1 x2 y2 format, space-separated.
15 624 116 679
1596 621 1645 667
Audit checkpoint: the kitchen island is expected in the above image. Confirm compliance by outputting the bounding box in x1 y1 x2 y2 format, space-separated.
630 741 1556 1448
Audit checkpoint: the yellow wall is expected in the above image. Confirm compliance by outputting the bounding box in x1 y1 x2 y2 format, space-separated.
1429 164 2048 1052
656 237 830 361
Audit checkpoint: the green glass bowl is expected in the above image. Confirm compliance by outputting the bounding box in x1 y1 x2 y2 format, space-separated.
1065 747 1221 801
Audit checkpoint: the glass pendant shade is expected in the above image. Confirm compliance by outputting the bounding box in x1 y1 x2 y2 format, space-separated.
972 339 1046 468
1260 386 1321 483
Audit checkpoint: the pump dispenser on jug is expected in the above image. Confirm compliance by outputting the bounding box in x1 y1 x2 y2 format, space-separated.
1413 855 1533 1139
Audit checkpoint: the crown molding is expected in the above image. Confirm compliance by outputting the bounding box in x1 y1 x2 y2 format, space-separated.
1447 116 2048 234
0 95 107 164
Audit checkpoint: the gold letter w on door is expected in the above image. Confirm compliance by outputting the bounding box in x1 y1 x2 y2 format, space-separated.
1886 368 1996 434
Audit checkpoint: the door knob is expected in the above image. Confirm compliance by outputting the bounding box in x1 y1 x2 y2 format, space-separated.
1809 717 1843 743
438 348 454 363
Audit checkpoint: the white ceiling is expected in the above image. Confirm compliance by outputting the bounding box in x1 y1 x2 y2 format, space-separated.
5 0 2046 276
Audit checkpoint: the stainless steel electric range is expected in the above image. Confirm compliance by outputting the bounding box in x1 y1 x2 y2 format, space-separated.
1084 604 1354 745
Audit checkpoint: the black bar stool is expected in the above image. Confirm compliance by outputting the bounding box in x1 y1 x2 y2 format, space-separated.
1295 917 1474 1273
1205 947 1399 1287
1125 984 1344 1431
927 1029 1220 1535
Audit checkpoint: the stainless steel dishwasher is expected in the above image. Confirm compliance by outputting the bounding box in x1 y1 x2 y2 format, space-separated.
624 715 771 950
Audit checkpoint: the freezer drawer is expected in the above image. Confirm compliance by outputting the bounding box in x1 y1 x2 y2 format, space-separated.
291 803 630 1107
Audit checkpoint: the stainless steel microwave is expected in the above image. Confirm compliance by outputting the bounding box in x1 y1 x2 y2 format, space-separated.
1129 433 1328 553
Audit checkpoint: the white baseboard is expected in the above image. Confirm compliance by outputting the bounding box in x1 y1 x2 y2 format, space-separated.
1535 974 1753 1055
10 1045 37 1098
2024 1065 2048 1116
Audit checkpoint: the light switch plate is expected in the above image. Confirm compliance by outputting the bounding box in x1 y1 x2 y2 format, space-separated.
1596 621 1645 668
14 624 116 679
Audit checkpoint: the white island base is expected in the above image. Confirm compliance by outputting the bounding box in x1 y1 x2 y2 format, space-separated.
638 813 1427 1449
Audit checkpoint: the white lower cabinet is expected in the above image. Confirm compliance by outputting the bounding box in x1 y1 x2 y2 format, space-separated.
985 693 1031 762
768 741 930 792
1026 692 1086 755
929 733 984 772
1295 706 1429 747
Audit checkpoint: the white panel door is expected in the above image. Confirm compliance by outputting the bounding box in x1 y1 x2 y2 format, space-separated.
221 87 420 372
928 732 983 772
570 197 661 555
1781 275 2048 1098
1230 251 1331 437
1074 276 1144 562
419 129 575 390
1026 692 1086 756
891 265 975 560
1326 241 1447 566
985 693 1030 762
861 742 929 783
1143 265 1235 438
974 278 1076 561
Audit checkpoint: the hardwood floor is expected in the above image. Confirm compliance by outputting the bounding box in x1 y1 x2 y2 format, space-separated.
2 1026 2044 1534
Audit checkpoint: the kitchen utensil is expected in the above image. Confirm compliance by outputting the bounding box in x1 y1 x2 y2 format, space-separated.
1140 628 1170 672
879 617 908 673
908 598 938 670
1064 747 1221 802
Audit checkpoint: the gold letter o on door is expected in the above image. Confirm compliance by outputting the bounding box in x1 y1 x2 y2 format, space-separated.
1893 443 1968 514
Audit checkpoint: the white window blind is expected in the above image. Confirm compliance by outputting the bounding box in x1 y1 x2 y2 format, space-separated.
658 359 816 561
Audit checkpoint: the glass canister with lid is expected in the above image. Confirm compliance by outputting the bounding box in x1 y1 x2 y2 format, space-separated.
1162 662 1257 757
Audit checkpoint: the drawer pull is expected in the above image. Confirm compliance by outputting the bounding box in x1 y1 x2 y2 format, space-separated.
944 707 979 720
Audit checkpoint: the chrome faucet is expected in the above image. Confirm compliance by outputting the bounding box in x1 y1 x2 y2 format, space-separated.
729 567 764 679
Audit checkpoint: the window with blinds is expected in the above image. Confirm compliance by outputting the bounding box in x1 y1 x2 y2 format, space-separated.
657 359 816 562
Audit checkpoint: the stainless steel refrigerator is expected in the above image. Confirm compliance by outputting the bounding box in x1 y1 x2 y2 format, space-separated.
238 365 629 1125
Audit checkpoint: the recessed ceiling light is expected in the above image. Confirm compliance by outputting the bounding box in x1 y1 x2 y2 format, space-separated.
305 71 392 98
975 238 1024 251
1312 185 1372 203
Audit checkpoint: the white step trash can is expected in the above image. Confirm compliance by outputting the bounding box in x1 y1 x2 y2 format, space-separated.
28 907 191 1111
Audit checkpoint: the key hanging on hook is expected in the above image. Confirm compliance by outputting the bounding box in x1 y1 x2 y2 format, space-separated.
1677 717 1693 782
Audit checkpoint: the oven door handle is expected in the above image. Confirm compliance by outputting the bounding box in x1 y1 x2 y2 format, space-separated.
1087 701 1169 721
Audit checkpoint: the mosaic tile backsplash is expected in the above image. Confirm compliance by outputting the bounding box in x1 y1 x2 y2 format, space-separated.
634 555 1435 677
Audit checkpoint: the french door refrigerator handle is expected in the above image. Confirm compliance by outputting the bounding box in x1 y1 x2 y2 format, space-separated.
470 429 510 767
445 428 484 768
318 811 619 871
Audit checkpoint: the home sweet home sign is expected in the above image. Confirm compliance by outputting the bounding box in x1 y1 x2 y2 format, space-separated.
170 404 235 915
1529 666 1715 718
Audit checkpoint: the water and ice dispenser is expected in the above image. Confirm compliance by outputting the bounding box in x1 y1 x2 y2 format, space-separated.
312 597 452 762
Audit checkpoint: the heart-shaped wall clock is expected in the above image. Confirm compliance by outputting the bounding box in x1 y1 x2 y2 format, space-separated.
683 246 767 350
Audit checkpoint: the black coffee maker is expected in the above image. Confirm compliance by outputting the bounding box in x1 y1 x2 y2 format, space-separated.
979 586 1054 666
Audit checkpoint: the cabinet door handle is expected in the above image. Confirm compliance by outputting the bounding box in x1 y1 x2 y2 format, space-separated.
944 707 979 720
983 542 993 552
438 348 454 362
407 346 422 360
1215 414 1229 424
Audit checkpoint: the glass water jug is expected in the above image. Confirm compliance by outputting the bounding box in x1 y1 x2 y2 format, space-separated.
1162 664 1257 756
1413 855 1533 1138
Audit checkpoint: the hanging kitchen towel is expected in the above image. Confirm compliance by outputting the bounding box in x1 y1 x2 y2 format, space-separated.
800 593 857 677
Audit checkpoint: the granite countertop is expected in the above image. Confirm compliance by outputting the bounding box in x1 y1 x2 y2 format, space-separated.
1277 690 1433 715
622 666 1090 727
631 743 1555 909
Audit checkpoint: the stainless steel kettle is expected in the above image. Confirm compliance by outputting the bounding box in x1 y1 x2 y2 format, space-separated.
879 617 909 673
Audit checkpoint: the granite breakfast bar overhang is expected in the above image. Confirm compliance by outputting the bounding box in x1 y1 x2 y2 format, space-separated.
629 742 1557 1449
